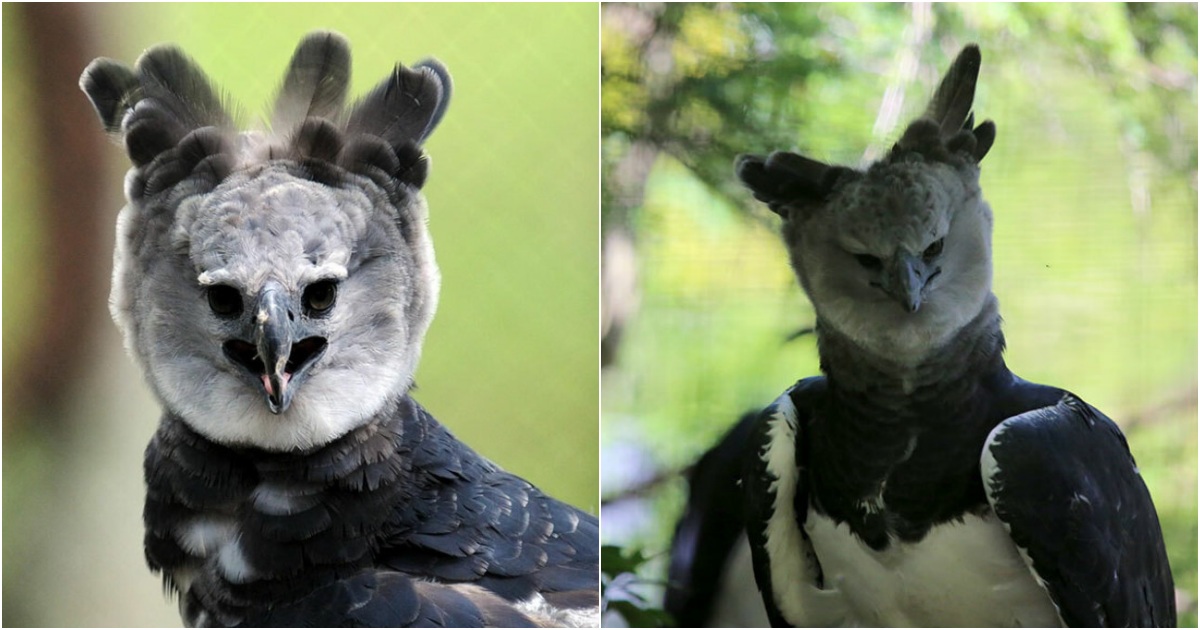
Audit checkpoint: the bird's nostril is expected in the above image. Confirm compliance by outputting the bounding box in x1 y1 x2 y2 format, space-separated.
286 337 327 374
223 340 265 374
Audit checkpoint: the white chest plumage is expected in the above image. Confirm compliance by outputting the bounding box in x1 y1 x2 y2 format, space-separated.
759 399 1063 628
800 511 1062 627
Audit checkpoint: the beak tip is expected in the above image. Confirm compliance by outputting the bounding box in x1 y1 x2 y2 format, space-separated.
262 374 292 414
266 394 290 415
259 372 291 415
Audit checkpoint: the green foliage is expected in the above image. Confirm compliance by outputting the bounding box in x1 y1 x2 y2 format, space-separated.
603 4 840 215
601 545 674 627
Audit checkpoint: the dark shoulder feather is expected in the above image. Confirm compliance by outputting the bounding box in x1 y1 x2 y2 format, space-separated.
984 394 1176 627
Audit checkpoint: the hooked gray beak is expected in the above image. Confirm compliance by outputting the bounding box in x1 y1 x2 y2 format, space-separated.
256 282 294 413
223 280 328 414
882 253 938 313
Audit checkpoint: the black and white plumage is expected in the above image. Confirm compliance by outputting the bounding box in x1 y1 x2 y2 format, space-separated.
666 45 1174 627
80 32 597 627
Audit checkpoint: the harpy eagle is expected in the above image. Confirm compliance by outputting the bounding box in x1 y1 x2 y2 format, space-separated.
666 44 1175 628
80 31 598 627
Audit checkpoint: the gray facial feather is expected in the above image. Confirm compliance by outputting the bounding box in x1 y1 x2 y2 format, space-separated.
738 44 997 363
787 161 993 361
81 31 448 450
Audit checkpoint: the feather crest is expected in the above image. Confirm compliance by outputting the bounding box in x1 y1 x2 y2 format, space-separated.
272 31 352 134
346 59 451 148
924 44 981 140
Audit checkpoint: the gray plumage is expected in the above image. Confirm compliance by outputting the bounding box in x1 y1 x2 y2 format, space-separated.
81 31 597 627
737 45 999 360
84 32 441 449
671 44 1173 627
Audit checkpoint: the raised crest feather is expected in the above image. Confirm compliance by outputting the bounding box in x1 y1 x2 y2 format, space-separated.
736 45 997 215
272 31 352 134
345 60 452 149
902 43 994 163
80 45 234 167
80 31 452 191
78 58 140 132
924 44 981 140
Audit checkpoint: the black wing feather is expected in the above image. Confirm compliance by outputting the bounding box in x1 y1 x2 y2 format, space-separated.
664 409 761 626
983 394 1175 627
145 396 597 627
251 571 540 628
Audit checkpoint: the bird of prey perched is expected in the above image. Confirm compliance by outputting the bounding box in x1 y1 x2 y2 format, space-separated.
666 44 1175 627
79 31 598 627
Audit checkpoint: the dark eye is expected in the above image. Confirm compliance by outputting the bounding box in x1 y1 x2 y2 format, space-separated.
923 238 945 261
207 285 243 318
303 280 338 316
854 254 883 271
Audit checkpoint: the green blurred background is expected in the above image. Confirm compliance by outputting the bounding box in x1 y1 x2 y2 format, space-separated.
3 3 597 626
599 3 1197 626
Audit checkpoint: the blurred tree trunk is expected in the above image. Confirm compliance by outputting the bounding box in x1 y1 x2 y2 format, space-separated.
6 3 107 423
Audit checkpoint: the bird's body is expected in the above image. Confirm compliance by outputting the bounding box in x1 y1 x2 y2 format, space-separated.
748 315 1066 627
667 45 1174 627
81 32 598 627
146 396 597 627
